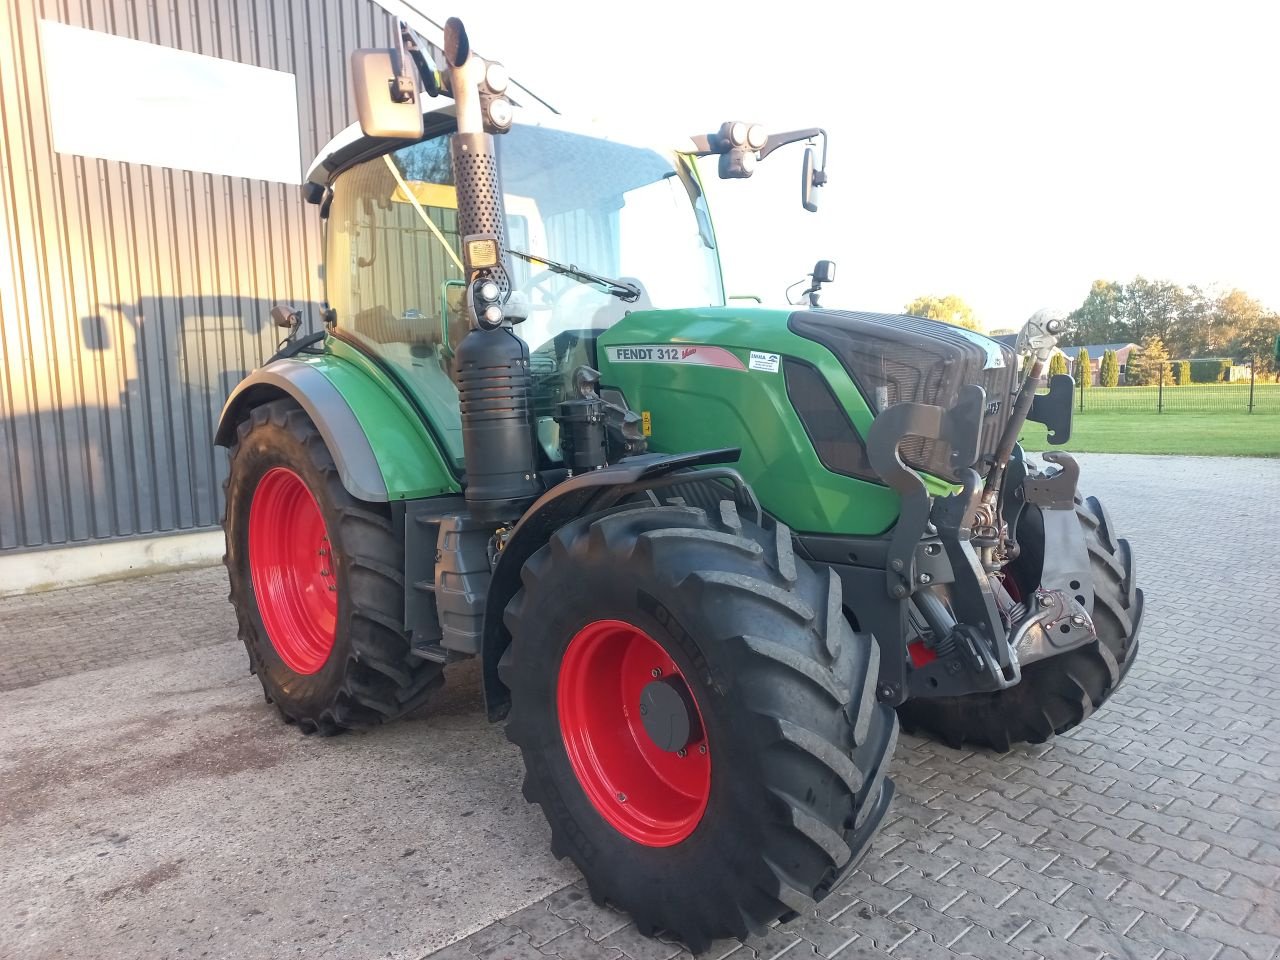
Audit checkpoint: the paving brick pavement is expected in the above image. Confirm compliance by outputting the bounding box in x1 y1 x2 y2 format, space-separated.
417 454 1280 960
0 566 232 692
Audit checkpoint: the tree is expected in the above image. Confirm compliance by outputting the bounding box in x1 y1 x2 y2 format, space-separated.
1166 284 1215 358
1216 289 1280 377
904 295 980 331
1065 280 1123 345
1121 278 1184 345
1174 360 1192 385
1099 349 1120 387
1073 348 1092 387
1126 335 1171 386
1048 351 1070 378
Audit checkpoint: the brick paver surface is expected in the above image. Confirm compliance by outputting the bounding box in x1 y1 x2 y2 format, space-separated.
419 454 1280 960
0 566 232 692
4 454 1279 960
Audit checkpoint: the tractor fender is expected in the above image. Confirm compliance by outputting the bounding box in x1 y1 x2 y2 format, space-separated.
215 359 388 502
480 448 743 721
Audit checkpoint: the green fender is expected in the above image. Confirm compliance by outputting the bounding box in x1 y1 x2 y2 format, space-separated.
215 336 459 502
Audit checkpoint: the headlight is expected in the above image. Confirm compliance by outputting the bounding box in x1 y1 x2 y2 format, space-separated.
729 120 748 147
484 61 509 94
487 97 513 130
747 123 767 150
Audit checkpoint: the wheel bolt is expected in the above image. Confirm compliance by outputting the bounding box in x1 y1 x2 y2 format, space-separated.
616 792 627 802
650 668 661 678
698 744 707 755
676 748 687 758
320 569 330 576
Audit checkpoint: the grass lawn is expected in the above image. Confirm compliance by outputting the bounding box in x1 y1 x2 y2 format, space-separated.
1020 411 1280 457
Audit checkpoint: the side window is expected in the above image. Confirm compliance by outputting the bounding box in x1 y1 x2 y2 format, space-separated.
325 135 464 350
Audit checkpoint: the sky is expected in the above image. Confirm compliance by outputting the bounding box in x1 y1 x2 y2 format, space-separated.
416 1 1279 331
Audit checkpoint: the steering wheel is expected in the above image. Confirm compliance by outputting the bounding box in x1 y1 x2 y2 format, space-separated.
524 268 562 313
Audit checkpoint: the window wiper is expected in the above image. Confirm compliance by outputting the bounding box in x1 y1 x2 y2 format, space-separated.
507 249 641 303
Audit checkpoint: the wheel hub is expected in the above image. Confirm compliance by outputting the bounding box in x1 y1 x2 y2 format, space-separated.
557 620 711 846
638 677 700 753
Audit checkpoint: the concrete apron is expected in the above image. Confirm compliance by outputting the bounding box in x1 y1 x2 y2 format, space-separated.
0 530 225 598
0 645 575 960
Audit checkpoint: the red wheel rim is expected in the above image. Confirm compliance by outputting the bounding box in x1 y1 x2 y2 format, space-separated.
248 467 338 675
557 620 711 847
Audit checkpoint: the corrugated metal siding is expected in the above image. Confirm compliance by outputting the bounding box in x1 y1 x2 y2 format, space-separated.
0 0 396 551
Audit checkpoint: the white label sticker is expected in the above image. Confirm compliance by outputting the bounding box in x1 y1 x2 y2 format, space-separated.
748 351 781 373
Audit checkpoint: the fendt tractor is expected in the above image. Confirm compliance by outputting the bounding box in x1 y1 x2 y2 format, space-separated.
217 17 1144 949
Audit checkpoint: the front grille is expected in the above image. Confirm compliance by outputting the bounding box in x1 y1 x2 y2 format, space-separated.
789 310 1019 481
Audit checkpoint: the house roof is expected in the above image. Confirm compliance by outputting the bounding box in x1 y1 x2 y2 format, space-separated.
1071 343 1138 357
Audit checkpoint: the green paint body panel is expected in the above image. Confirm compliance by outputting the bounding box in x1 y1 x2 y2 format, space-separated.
598 307 952 536
296 336 460 499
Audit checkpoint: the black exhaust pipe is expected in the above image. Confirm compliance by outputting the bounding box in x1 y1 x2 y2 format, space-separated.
444 18 539 523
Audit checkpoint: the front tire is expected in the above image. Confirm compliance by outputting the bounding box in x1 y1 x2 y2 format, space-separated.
223 399 444 734
501 502 897 950
898 493 1143 751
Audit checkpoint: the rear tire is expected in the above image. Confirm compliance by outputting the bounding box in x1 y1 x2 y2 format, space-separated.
897 493 1142 751
223 399 444 734
502 502 898 950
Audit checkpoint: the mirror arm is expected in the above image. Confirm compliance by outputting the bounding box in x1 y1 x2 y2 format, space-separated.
685 134 717 157
758 127 827 165
401 22 441 97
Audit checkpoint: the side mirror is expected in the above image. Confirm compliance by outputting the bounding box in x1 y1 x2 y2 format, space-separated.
350 48 423 139
812 260 836 284
802 146 824 212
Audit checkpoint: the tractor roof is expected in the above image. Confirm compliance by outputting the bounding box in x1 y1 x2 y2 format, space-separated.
305 104 701 192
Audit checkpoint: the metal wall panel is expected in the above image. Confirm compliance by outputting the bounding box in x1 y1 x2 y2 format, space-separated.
0 0 396 551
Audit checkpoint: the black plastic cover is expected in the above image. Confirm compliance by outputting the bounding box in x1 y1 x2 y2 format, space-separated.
789 310 1019 480
455 326 540 520
783 358 876 481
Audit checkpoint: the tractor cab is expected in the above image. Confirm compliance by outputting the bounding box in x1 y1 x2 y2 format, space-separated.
307 111 725 469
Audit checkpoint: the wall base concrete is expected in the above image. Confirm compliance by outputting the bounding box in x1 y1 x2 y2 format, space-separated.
0 530 224 597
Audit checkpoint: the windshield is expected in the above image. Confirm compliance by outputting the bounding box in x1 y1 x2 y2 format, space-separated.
324 122 723 465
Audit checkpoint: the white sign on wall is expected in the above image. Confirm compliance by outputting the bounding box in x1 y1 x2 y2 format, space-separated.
40 19 302 184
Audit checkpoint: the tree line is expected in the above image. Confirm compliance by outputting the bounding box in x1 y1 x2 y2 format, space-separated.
906 279 1280 378
1062 278 1279 377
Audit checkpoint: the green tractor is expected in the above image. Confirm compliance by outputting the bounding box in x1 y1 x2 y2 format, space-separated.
217 17 1143 950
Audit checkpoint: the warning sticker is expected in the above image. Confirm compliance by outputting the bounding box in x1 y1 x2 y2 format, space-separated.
749 351 781 373
604 345 745 370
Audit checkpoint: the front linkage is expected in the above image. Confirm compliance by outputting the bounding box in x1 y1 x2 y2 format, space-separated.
806 311 1121 707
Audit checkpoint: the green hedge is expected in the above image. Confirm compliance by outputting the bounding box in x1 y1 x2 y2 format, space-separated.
1189 359 1231 383
1174 360 1192 385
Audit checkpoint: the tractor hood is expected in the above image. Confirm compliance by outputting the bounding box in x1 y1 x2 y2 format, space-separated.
596 306 1011 536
